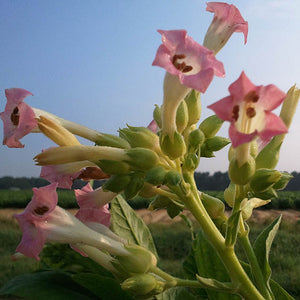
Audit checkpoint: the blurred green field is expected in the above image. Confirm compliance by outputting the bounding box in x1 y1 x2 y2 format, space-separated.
1 213 299 299
0 189 300 210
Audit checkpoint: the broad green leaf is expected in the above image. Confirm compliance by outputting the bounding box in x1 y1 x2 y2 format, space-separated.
225 211 241 247
73 273 133 300
0 270 96 300
270 280 295 300
111 195 158 257
155 287 196 300
253 215 282 285
183 231 240 300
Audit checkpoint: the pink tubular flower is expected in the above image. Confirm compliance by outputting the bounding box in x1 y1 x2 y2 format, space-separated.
203 2 248 54
208 72 288 148
14 183 128 260
0 88 37 148
152 29 225 93
75 183 113 226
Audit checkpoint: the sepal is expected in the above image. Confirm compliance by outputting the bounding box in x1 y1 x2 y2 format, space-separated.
199 115 224 138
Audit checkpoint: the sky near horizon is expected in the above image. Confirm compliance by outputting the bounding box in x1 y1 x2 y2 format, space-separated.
0 0 300 177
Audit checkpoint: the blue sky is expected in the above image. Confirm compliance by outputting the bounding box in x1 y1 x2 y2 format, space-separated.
1 0 300 177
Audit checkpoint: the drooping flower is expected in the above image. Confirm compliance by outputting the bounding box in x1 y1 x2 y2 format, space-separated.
0 88 37 147
152 29 225 93
208 72 288 148
75 183 114 226
203 2 248 54
14 183 128 260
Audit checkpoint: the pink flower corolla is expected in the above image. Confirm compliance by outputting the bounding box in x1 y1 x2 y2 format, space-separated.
75 183 114 227
14 183 127 260
147 120 159 133
152 30 225 93
0 88 37 148
204 2 248 54
208 72 288 148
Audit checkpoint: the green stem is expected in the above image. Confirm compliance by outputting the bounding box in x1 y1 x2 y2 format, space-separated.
239 233 273 300
181 172 265 300
149 265 177 287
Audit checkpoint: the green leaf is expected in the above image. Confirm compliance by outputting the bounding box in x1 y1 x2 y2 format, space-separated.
73 273 133 300
155 287 196 300
0 270 97 300
111 195 158 257
253 215 282 286
183 231 240 300
225 211 241 247
270 280 295 300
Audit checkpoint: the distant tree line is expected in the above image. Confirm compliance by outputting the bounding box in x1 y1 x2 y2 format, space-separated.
0 171 299 191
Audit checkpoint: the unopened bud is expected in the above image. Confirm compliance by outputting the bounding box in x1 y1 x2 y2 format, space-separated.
185 90 201 126
119 126 159 151
250 169 281 193
160 131 186 160
102 174 131 193
126 148 159 170
176 101 189 133
116 245 156 274
255 138 282 169
153 105 162 128
182 153 199 171
229 157 255 185
145 166 167 185
95 133 130 149
97 160 131 174
205 136 230 152
199 115 224 138
124 173 145 200
121 274 157 296
252 187 278 200
188 129 205 152
149 195 171 210
272 172 293 190
200 192 225 219
165 170 182 186
200 143 215 158
224 183 236 207
138 183 157 198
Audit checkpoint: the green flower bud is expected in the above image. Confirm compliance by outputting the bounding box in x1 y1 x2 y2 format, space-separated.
185 89 201 126
165 170 182 186
255 138 282 169
126 148 159 170
121 274 157 296
149 195 171 210
250 141 258 158
199 115 224 138
205 136 230 152
119 126 159 151
182 153 199 171
124 173 145 200
200 192 225 219
95 133 130 149
229 156 255 185
228 146 234 161
166 202 182 218
176 100 189 133
138 183 157 198
97 159 131 174
116 245 156 274
153 104 162 128
249 168 281 193
272 172 293 190
200 143 215 158
252 187 278 200
188 129 205 152
145 166 167 185
160 131 186 160
224 183 236 207
102 174 131 193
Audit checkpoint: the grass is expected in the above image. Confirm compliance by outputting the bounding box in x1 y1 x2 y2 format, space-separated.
1 213 299 299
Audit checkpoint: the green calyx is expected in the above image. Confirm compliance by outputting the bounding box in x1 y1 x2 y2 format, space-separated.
249 168 282 193
121 274 158 296
160 131 186 160
95 133 130 149
125 148 160 170
199 115 224 138
229 156 256 185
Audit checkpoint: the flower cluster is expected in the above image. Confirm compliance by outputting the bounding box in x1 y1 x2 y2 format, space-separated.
1 2 299 300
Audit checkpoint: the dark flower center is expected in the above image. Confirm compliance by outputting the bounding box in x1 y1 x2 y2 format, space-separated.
232 105 239 121
172 54 193 73
10 107 20 126
34 206 49 215
244 90 259 103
